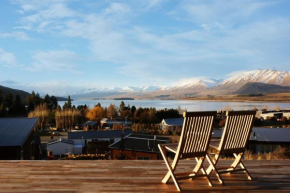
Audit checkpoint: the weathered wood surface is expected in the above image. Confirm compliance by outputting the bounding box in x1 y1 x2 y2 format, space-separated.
0 160 290 192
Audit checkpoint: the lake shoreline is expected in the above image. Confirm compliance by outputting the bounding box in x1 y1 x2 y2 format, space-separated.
180 93 290 103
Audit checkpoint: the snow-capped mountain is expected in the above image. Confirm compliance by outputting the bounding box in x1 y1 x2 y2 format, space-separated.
70 69 290 99
74 85 167 95
217 69 290 92
172 78 223 90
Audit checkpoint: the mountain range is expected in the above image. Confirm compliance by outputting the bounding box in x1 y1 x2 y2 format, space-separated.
70 69 290 99
1 69 290 100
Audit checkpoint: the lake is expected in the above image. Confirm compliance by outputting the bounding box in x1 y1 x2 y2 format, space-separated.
58 100 290 111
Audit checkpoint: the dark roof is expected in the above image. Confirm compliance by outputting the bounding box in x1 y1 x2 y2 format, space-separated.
250 128 290 143
0 118 38 147
212 129 223 138
163 118 184 126
68 129 133 139
82 121 97 126
109 134 170 153
129 134 171 141
101 118 132 125
47 138 74 146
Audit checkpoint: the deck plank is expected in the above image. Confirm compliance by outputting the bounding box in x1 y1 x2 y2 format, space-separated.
0 160 290 192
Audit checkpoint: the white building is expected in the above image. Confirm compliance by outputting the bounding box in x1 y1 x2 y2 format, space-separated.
47 138 74 156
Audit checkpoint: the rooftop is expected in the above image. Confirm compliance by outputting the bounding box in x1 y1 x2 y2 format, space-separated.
47 138 74 146
82 121 97 126
162 118 184 126
0 118 38 147
0 160 289 192
109 134 170 153
68 129 133 139
250 128 290 142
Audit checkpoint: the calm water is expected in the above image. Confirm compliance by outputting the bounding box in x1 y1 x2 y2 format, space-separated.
58 100 290 111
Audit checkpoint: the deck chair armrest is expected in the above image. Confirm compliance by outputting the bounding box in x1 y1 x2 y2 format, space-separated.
159 143 179 153
209 140 220 151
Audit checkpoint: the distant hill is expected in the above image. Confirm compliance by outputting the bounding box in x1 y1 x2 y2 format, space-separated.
234 82 290 95
0 85 30 103
56 96 69 101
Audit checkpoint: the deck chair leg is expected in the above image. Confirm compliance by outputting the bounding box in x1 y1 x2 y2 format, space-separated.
232 153 252 180
193 157 213 186
195 158 205 175
206 154 224 185
202 166 213 186
239 160 252 180
231 153 243 169
193 157 204 174
159 145 182 191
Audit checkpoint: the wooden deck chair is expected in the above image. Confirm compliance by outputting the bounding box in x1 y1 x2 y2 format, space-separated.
206 110 256 184
158 111 220 191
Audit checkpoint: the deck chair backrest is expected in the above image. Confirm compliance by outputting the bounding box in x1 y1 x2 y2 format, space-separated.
219 111 256 154
177 111 216 159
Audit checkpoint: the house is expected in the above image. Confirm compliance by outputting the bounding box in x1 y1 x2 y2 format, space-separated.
248 128 290 153
68 129 133 154
161 118 183 130
47 138 75 156
82 121 98 131
0 118 38 160
257 110 290 120
211 127 290 154
109 134 170 160
259 111 283 120
100 118 132 129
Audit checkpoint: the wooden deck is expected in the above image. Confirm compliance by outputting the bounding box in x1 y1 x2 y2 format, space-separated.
0 160 290 192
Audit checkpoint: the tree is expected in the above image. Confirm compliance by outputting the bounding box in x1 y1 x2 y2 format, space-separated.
26 91 43 112
119 101 125 114
67 95 72 108
0 103 5 117
55 108 81 130
4 93 13 111
50 96 58 109
131 105 136 115
107 104 118 119
28 103 49 130
63 95 72 109
0 90 3 104
86 106 104 121
10 94 26 115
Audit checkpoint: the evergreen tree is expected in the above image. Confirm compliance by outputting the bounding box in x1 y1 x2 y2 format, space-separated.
63 95 72 109
10 94 26 115
0 103 5 117
119 101 125 114
44 94 52 109
0 90 3 104
67 95 72 109
131 105 136 115
50 96 58 109
4 93 13 111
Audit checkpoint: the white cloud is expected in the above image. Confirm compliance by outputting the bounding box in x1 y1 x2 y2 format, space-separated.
0 31 29 40
27 50 82 74
8 0 290 86
0 48 18 67
144 0 168 10
104 2 131 15
181 0 274 23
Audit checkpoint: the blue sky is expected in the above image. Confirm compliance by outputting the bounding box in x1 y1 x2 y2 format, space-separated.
0 0 290 95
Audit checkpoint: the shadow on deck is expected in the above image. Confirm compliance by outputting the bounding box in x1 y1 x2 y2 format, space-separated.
0 160 290 192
